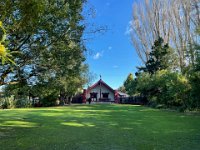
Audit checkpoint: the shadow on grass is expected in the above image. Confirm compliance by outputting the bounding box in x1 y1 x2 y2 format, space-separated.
0 104 200 150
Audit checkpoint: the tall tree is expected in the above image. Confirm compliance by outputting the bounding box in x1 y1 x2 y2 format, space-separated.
0 0 88 104
124 73 135 95
138 37 171 74
130 0 200 71
118 85 126 93
189 26 200 108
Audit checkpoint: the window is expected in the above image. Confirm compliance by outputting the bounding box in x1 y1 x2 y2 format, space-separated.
102 93 109 98
90 92 97 98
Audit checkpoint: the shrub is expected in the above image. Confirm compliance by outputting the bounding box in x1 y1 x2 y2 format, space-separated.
40 94 58 107
155 70 191 108
136 70 191 110
189 71 200 108
0 96 16 109
15 99 32 108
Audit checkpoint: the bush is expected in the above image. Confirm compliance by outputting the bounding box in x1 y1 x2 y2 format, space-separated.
189 71 200 108
0 96 33 109
40 94 58 107
136 70 191 110
0 96 16 109
155 70 190 108
15 99 32 108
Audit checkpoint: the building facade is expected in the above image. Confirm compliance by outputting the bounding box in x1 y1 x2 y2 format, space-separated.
82 79 119 103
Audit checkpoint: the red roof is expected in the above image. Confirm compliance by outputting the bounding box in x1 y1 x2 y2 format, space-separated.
87 79 114 93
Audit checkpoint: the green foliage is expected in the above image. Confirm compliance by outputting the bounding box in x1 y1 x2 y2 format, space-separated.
0 95 32 109
15 99 32 108
118 85 126 93
123 73 137 95
0 0 88 106
40 95 58 107
0 21 14 64
156 70 190 108
31 81 59 106
185 26 200 109
124 73 133 92
0 96 15 109
146 37 169 73
4 83 30 100
189 71 200 108
194 27 200 69
138 37 175 74
136 70 191 110
135 72 153 97
188 30 200 108
125 35 200 110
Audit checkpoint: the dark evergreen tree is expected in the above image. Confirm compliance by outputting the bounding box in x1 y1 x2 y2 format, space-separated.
138 37 171 74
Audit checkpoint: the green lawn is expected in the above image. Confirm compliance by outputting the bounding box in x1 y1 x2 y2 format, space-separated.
0 104 200 150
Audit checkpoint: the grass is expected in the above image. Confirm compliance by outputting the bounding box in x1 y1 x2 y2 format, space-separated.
0 104 200 150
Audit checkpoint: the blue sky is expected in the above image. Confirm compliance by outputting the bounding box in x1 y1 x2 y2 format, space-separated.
84 0 141 89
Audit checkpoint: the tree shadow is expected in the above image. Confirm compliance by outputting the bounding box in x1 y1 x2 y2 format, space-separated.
0 104 200 150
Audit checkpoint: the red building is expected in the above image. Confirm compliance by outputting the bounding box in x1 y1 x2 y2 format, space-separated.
82 79 119 103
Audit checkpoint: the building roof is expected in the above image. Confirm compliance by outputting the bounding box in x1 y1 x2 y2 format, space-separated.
87 79 114 93
117 91 129 97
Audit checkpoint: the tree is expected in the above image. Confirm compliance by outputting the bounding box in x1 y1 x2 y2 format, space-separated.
188 26 200 108
123 73 136 95
118 85 126 93
131 0 200 71
136 70 191 109
194 27 200 71
0 0 88 105
138 37 173 74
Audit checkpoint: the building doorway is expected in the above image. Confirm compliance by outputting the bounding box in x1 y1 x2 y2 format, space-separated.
90 92 98 102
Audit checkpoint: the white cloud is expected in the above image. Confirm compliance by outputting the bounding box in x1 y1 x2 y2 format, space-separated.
93 51 104 60
93 52 101 59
